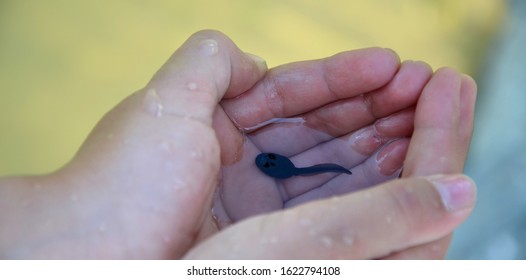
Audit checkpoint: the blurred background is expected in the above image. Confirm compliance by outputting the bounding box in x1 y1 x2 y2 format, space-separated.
0 0 523 259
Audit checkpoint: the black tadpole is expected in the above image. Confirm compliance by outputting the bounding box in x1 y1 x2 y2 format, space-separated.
255 152 352 179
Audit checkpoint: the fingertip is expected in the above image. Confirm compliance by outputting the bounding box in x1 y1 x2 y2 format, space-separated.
325 47 401 95
222 51 268 98
185 29 234 51
412 65 463 131
461 73 478 96
370 47 402 69
362 47 402 83
459 73 477 145
187 30 269 97
245 52 268 73
409 60 433 74
434 67 462 81
142 29 269 123
369 59 433 117
383 47 401 64
188 29 228 38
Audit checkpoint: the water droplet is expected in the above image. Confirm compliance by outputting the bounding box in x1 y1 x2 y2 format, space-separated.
70 194 78 202
343 235 355 246
191 149 203 159
385 215 393 224
187 82 198 91
173 177 187 189
185 115 192 120
142 88 164 118
340 229 355 246
198 39 218 56
320 236 334 248
269 236 278 244
107 133 114 139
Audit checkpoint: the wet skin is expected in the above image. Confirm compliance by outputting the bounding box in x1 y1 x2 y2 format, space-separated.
255 153 352 179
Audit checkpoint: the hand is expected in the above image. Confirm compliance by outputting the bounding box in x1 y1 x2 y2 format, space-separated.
214 45 432 223
0 30 476 259
187 35 478 258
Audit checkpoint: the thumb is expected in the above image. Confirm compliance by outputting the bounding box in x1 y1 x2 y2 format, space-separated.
146 29 268 124
185 174 476 259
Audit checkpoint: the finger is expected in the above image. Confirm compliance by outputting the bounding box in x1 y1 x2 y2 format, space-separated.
222 48 401 129
251 106 413 160
399 69 476 261
403 68 477 176
285 138 409 207
146 29 267 124
382 235 452 260
458 74 477 158
279 109 414 198
184 174 476 259
300 60 429 137
246 60 430 156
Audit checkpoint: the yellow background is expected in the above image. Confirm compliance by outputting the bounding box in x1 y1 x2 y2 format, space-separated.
0 0 504 176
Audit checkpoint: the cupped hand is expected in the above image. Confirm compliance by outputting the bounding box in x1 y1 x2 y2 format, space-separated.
0 30 477 259
187 33 478 258
214 46 432 224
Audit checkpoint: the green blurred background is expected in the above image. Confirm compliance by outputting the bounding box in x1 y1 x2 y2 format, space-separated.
0 0 503 175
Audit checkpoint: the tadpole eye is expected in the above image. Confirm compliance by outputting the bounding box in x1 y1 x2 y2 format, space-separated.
263 162 270 168
268 153 276 159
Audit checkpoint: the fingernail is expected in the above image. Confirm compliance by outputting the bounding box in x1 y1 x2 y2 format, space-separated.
351 127 382 155
375 139 408 176
429 175 476 212
245 52 267 72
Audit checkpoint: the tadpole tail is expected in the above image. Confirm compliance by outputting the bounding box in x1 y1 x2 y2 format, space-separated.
295 164 352 176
